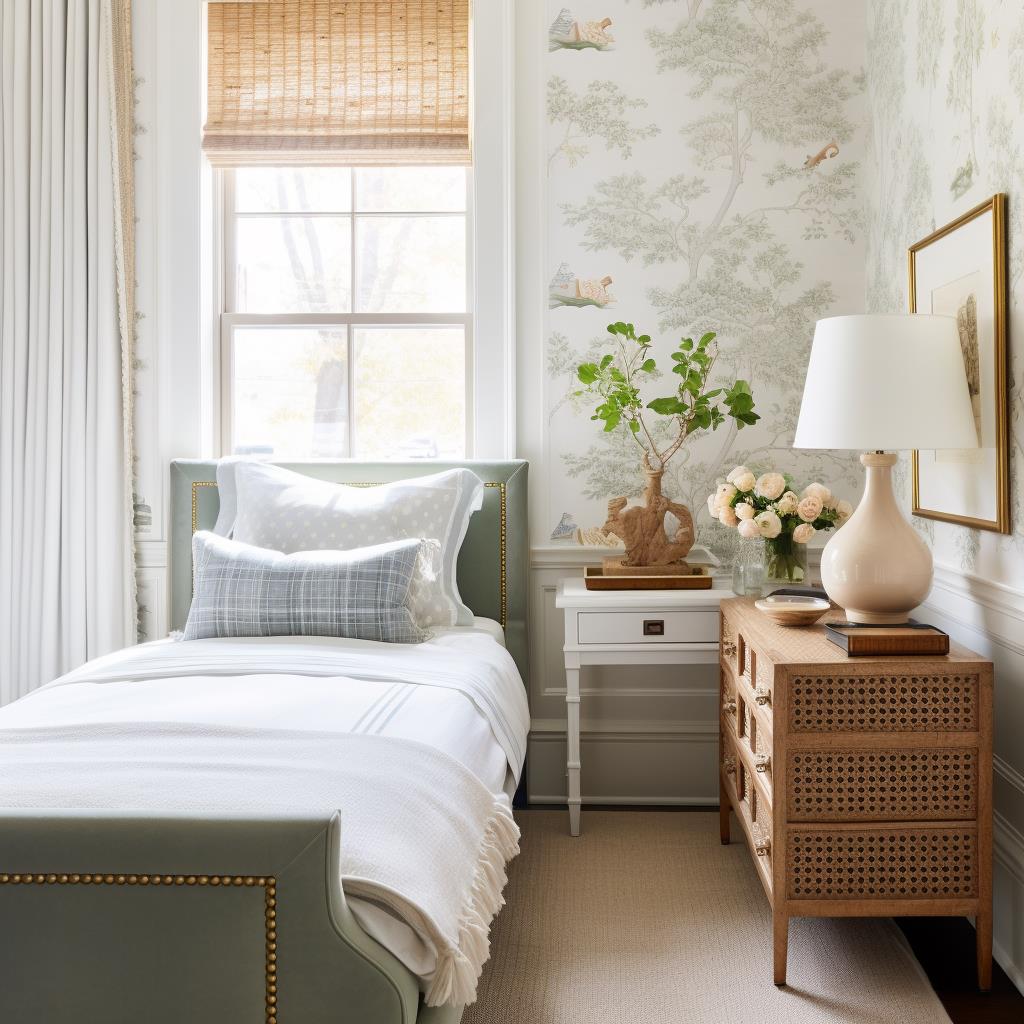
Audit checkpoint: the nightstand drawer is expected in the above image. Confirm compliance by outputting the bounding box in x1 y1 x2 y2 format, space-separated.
576 610 719 644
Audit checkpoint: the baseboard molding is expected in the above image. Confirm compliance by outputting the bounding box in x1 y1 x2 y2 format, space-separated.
993 811 1024 995
995 811 1024 886
995 754 1024 803
542 685 720 699
528 795 718 807
530 718 718 743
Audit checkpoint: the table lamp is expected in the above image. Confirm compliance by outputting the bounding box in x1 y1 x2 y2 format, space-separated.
793 314 978 624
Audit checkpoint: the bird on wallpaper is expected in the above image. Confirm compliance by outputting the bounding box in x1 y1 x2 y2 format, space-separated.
803 140 839 169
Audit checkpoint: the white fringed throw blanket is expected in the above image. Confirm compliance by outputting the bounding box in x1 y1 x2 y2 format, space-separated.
0 637 530 1006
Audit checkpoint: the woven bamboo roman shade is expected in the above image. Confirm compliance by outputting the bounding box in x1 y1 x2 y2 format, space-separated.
203 1 471 166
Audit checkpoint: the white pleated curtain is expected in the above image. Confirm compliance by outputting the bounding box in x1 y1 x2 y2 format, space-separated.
0 0 137 701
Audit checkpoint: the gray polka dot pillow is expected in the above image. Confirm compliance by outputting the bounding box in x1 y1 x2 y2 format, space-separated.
223 461 484 627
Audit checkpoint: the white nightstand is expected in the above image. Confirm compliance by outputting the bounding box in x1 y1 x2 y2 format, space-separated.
554 577 732 835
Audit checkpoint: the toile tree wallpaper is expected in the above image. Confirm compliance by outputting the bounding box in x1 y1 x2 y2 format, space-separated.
543 0 868 560
865 0 1024 585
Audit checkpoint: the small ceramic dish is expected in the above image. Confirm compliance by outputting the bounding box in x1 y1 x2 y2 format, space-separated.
754 595 831 627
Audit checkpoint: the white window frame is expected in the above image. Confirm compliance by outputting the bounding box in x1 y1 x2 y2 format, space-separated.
217 167 475 459
208 0 516 461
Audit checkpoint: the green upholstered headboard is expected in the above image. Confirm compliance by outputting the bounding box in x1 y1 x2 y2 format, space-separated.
169 460 530 685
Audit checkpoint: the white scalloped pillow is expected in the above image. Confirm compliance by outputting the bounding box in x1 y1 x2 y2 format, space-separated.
220 461 484 627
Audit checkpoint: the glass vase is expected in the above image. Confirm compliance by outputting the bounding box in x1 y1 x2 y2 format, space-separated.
764 533 808 586
731 537 766 597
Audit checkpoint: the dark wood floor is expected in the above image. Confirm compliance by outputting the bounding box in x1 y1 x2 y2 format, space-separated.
897 916 1024 1024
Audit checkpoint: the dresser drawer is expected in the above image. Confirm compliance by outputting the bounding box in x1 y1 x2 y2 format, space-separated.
787 825 978 900
787 747 978 821
576 610 719 645
788 670 980 733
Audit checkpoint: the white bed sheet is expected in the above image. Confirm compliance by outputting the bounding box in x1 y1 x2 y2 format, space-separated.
1 618 520 989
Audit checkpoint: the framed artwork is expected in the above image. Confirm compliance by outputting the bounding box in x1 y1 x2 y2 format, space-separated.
909 193 1010 533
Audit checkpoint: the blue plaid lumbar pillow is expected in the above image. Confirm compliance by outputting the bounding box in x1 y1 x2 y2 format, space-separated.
184 531 428 643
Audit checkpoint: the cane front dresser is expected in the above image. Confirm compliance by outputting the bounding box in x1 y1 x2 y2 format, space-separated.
718 597 993 989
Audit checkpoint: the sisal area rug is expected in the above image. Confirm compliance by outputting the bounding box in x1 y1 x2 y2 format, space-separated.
465 810 952 1024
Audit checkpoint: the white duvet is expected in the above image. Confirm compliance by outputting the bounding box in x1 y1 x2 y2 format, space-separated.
0 623 530 1005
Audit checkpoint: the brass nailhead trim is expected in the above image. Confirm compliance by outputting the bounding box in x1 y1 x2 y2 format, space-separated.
191 480 218 533
483 482 507 628
1 871 278 1023
191 476 510 627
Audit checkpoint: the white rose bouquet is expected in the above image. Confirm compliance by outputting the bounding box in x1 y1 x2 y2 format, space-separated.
707 467 852 583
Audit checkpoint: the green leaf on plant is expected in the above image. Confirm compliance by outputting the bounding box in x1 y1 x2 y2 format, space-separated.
647 397 685 416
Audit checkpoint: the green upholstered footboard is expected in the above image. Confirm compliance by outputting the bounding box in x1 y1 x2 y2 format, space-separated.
0 811 423 1023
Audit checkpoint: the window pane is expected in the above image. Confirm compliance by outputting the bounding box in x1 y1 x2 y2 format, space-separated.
232 328 349 457
234 168 352 212
353 328 465 459
355 167 466 212
355 216 466 313
235 217 352 313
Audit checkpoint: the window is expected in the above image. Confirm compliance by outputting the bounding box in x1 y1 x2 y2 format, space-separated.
220 166 472 459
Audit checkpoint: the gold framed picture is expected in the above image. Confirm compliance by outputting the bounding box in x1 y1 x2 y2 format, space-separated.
909 193 1010 533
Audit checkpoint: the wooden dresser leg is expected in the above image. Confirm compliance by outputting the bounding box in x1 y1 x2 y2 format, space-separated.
773 911 789 986
719 776 730 845
976 907 993 992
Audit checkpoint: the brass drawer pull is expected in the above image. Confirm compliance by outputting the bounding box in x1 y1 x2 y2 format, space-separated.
721 639 737 657
753 687 771 707
722 698 737 715
722 755 736 773
754 835 771 857
754 753 771 773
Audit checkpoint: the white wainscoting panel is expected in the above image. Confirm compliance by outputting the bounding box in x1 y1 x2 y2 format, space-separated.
920 561 1024 996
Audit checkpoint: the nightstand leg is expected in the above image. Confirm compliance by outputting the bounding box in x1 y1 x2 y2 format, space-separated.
565 664 581 837
976 907 992 991
719 775 730 845
773 911 788 986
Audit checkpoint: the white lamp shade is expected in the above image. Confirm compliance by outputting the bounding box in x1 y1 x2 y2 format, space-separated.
793 314 979 451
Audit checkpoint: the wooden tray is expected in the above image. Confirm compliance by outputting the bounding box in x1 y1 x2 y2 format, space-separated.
584 566 713 590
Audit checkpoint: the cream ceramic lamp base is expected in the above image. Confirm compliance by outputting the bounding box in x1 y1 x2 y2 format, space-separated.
820 452 932 624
